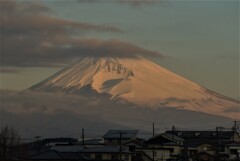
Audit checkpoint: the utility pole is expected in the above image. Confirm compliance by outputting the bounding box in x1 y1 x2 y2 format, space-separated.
153 123 155 137
215 127 221 161
234 121 237 129
82 128 85 147
152 123 155 161
152 148 155 161
119 132 122 161
172 125 175 141
184 138 189 161
233 121 236 141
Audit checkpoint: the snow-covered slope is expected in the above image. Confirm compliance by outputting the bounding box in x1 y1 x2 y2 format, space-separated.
30 56 239 119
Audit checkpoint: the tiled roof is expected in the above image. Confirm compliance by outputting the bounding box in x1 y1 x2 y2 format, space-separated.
83 145 131 153
78 139 104 144
30 150 93 160
51 144 131 153
31 150 63 160
145 133 184 145
161 133 184 142
51 145 84 152
166 131 234 139
61 152 92 160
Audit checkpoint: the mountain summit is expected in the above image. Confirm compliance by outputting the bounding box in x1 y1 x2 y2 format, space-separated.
30 56 239 119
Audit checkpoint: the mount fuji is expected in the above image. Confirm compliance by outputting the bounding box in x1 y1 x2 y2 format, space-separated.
30 56 239 119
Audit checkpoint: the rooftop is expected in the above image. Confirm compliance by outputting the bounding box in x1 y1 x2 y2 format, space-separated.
166 130 234 140
103 130 139 139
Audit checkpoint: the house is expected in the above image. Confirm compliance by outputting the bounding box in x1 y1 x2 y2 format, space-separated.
51 144 85 152
134 147 171 161
143 133 184 161
165 130 240 160
227 142 240 160
11 128 240 161
82 145 132 161
26 150 94 161
51 144 132 161
191 152 214 161
187 142 216 161
165 130 239 142
41 138 78 146
9 138 78 161
124 139 145 152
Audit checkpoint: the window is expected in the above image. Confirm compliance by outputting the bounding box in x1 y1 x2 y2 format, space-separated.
203 147 207 151
125 154 129 160
154 151 157 157
84 154 90 158
195 132 200 136
189 150 197 156
95 154 102 160
129 146 135 151
112 154 118 160
219 146 225 152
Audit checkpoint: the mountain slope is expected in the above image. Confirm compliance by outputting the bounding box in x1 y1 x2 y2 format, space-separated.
30 56 239 119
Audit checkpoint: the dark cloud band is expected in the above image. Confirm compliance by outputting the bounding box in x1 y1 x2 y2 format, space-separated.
1 0 162 69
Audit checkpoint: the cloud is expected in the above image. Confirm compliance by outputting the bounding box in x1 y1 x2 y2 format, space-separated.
0 67 21 73
1 0 52 13
117 0 157 7
224 106 240 113
57 38 163 58
2 36 162 67
76 0 167 7
1 0 121 33
1 0 162 68
0 89 234 137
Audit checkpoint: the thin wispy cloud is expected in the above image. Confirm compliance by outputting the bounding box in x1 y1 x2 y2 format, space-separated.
76 0 167 7
1 0 162 70
1 0 121 32
57 38 163 58
224 106 240 113
0 67 21 74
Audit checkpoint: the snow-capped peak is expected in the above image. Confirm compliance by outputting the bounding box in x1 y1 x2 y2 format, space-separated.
30 56 239 119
